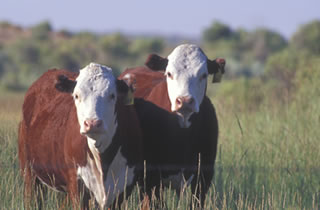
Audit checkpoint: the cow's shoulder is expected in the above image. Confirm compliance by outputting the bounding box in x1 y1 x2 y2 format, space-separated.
22 69 77 127
20 69 89 188
22 69 87 165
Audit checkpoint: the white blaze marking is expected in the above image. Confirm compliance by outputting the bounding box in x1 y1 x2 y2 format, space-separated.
165 44 208 127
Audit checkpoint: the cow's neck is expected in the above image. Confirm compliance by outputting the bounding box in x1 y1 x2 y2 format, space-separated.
175 97 207 128
84 122 135 208
77 121 118 209
176 113 193 128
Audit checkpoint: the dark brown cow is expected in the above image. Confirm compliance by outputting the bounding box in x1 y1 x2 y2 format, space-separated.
19 63 143 209
119 44 225 207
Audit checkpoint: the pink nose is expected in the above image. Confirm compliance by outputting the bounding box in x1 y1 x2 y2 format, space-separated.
83 119 103 133
175 96 195 111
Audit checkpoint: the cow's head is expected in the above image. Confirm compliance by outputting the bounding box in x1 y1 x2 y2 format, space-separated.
145 44 225 128
55 63 132 152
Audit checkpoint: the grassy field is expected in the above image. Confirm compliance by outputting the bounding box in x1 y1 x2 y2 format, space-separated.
1 81 319 209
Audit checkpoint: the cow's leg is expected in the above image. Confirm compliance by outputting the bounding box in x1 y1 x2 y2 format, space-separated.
66 171 81 209
78 179 91 210
19 124 36 210
61 183 90 210
22 165 46 209
82 189 91 210
65 171 92 210
145 170 162 208
34 178 48 210
22 164 33 210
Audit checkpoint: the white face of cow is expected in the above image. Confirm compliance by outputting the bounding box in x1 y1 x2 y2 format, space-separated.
165 44 208 128
73 63 117 151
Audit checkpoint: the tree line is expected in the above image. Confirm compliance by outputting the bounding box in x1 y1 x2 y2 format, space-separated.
0 20 319 93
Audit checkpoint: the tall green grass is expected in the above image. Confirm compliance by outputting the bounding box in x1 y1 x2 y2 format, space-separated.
1 81 319 209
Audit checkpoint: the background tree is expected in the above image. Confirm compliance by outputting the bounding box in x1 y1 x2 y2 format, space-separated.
241 28 287 62
291 20 320 55
202 21 234 43
30 21 52 41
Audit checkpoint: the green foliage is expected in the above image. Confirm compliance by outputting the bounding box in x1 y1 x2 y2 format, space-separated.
202 22 287 79
1 19 319 91
130 38 164 55
241 28 287 62
0 23 170 90
30 21 52 41
291 20 320 55
202 21 234 42
264 49 300 100
294 56 320 108
100 33 130 60
0 50 8 78
263 48 320 105
211 77 267 111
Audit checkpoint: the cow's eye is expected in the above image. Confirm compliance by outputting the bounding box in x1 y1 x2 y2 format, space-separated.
74 94 79 100
166 72 173 79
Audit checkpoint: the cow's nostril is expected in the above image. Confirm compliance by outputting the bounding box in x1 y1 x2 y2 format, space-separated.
84 119 103 132
187 97 194 105
176 98 182 106
177 96 194 105
175 96 195 113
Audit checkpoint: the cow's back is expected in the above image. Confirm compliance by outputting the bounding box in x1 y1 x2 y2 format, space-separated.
121 67 171 111
19 69 87 191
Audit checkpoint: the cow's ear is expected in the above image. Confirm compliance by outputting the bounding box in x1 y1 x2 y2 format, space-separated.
207 58 226 83
116 79 134 105
145 54 169 71
55 75 76 93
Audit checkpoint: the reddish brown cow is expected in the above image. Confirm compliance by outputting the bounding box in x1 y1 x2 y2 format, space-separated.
19 63 143 209
119 44 225 207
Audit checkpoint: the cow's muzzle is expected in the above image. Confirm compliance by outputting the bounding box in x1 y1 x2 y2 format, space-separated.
82 119 104 134
175 96 196 115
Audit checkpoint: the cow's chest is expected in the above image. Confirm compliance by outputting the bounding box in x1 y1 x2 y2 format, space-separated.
77 142 135 208
103 148 135 207
77 149 106 208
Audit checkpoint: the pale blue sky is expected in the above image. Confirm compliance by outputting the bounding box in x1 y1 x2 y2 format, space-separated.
1 0 320 39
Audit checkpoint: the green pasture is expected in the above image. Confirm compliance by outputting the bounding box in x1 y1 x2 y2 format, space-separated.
1 68 319 209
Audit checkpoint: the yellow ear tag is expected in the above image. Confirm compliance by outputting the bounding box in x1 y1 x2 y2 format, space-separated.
212 69 223 83
123 88 134 105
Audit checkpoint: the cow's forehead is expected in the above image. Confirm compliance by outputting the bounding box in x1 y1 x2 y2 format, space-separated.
167 44 207 74
75 63 116 92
